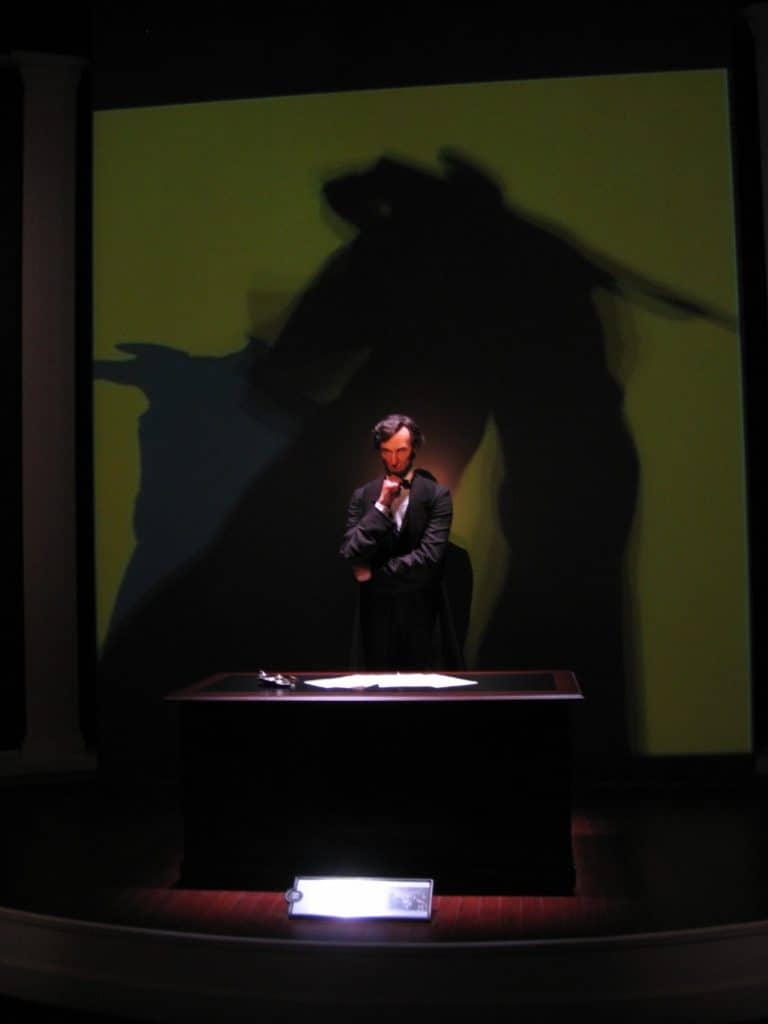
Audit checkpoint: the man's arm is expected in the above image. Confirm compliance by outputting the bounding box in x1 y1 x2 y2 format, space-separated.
382 486 453 578
339 486 394 564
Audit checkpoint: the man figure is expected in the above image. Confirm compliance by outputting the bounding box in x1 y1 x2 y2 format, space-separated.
340 413 453 670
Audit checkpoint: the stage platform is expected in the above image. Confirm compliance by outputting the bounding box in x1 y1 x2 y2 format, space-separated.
0 766 767 1021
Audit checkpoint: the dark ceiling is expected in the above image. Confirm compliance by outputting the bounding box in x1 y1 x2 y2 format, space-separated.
3 3 767 108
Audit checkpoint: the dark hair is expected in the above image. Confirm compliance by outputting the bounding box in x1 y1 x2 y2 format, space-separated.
372 413 424 450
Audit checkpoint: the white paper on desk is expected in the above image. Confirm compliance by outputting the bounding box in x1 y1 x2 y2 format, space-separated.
304 673 478 689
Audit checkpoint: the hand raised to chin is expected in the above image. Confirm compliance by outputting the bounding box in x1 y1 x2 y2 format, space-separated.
378 476 402 507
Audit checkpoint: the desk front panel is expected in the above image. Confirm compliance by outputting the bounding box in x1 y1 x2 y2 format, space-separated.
169 672 581 894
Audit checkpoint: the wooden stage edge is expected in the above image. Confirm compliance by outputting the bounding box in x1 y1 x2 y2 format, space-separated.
1 903 767 1021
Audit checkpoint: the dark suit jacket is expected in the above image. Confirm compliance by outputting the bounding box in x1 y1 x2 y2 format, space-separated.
339 468 453 594
340 469 468 669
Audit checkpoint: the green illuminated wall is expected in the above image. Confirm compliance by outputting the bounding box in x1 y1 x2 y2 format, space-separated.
94 69 749 755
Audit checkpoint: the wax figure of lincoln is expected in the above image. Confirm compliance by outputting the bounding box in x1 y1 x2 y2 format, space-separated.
339 413 453 670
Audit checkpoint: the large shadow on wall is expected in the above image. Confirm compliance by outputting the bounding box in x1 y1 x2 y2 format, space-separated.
97 150 725 774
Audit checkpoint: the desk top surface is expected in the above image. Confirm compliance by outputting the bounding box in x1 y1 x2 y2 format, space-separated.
166 670 583 703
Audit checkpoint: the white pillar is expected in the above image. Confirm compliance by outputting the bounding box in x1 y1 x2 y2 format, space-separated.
4 52 94 775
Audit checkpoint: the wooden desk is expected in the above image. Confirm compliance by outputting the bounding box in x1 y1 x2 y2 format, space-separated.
166 670 583 895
